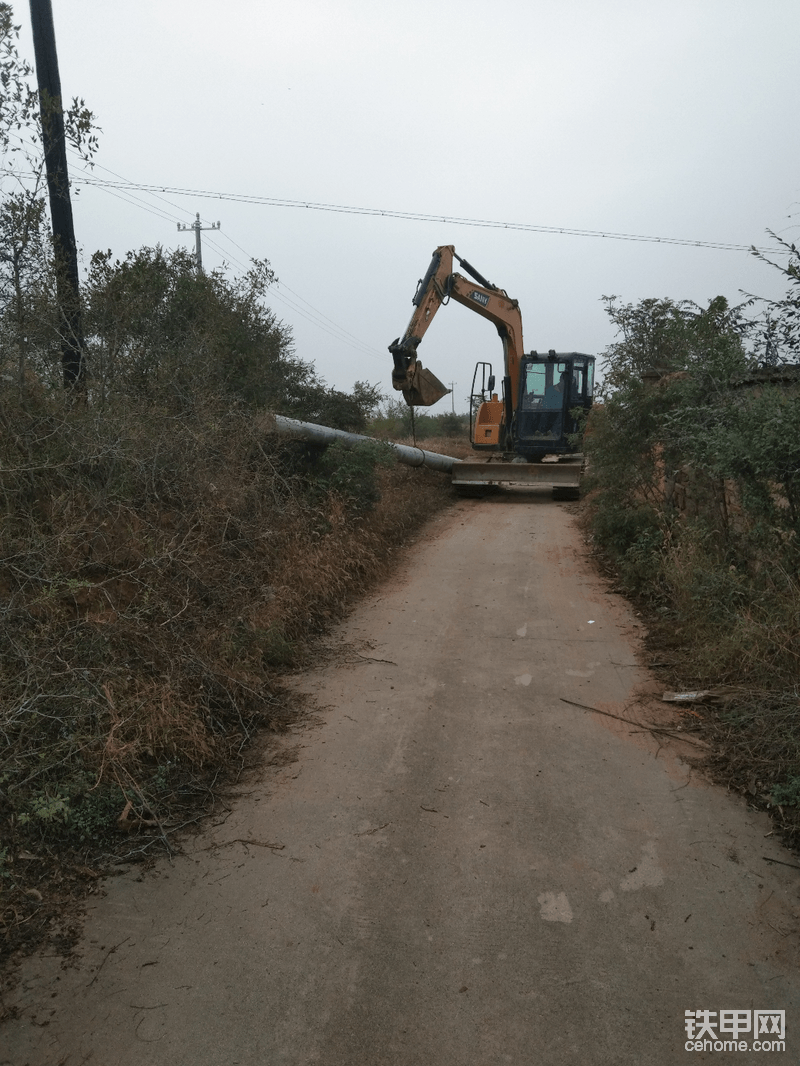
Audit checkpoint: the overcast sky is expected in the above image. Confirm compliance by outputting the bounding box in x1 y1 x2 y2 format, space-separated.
15 0 800 409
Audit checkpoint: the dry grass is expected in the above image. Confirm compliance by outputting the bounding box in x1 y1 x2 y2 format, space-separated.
0 395 460 966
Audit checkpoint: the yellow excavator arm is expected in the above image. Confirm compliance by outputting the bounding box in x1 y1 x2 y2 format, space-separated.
389 246 525 422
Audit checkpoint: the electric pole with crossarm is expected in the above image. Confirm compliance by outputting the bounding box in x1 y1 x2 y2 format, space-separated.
177 213 220 275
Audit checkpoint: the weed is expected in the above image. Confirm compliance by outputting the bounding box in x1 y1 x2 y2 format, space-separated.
772 776 800 808
312 439 396 514
17 792 71 828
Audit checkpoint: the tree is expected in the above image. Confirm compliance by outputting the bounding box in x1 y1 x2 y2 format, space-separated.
598 295 751 397
85 246 296 409
84 244 377 427
748 232 800 365
587 295 754 528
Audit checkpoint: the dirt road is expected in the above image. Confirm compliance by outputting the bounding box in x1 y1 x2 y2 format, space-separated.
5 490 800 1064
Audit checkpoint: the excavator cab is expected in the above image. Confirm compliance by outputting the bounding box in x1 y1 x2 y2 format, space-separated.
469 351 594 458
513 351 595 460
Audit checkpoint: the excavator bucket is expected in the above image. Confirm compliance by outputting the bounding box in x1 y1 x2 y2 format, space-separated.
403 361 450 407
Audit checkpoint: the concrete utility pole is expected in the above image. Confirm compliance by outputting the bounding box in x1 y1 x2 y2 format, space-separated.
177 213 220 275
449 382 456 414
29 0 85 388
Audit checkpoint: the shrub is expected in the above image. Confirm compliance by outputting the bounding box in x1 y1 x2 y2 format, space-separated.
312 439 397 514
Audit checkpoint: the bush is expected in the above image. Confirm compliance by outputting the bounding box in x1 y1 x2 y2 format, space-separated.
312 439 397 514
369 400 469 442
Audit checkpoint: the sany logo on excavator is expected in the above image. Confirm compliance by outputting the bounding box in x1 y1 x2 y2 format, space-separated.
469 290 490 307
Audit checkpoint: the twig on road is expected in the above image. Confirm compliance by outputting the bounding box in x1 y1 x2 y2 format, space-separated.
87 936 131 987
347 653 398 666
559 697 706 748
762 856 800 872
420 806 449 817
196 838 285 852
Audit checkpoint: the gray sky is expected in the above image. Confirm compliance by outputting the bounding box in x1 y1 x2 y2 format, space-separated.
16 0 800 409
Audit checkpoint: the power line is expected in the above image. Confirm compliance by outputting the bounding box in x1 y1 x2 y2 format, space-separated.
70 162 186 227
82 180 181 227
73 176 764 253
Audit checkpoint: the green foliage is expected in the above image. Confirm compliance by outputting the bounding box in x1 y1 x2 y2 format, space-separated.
585 285 800 692
84 247 292 409
588 294 755 530
684 388 800 536
64 783 127 843
771 776 800 808
590 499 666 589
439 411 465 436
293 384 370 432
369 398 469 440
599 294 751 390
17 791 70 827
83 245 379 426
748 233 800 365
14 775 127 846
313 439 396 513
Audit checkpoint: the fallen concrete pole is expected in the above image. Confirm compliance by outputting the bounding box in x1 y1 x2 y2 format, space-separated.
267 414 461 474
266 415 583 496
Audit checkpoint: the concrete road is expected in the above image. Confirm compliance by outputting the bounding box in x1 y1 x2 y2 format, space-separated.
5 490 800 1065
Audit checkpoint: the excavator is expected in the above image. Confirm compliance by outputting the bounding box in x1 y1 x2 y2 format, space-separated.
388 245 595 495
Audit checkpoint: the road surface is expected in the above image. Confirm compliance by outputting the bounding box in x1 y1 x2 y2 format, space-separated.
5 489 800 1064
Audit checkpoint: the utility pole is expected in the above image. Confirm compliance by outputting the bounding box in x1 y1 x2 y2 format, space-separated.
29 0 85 388
449 382 456 414
177 213 220 275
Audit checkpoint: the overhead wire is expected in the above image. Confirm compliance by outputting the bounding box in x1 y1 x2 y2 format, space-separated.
171 208 379 354
79 180 180 228
17 148 771 363
2 100 769 254
73 176 766 254
68 153 188 227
